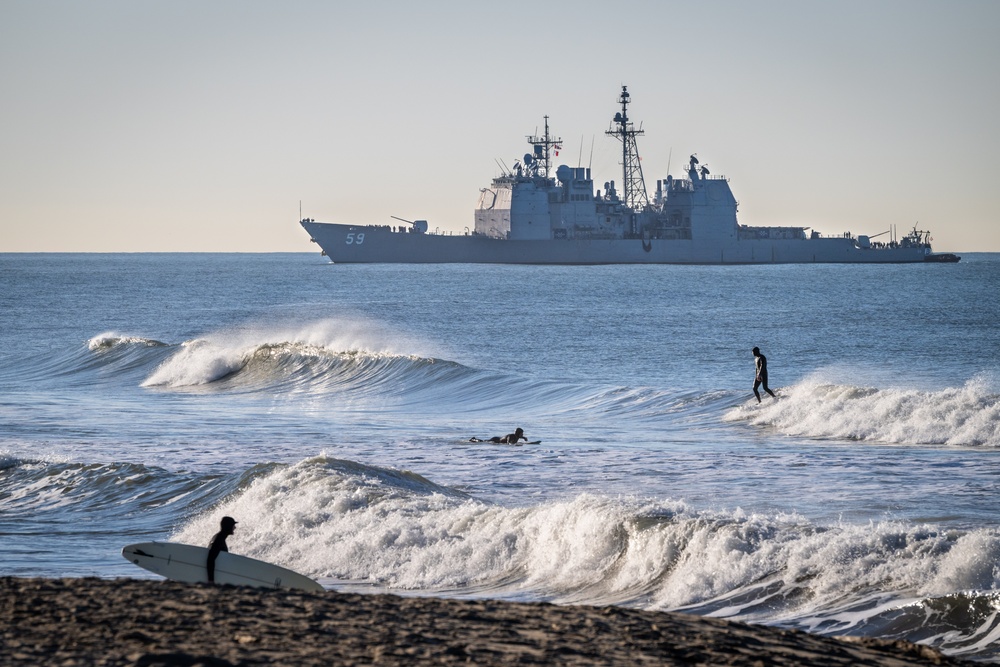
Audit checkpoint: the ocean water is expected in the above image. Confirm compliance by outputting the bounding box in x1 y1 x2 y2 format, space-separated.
2 252 1000 659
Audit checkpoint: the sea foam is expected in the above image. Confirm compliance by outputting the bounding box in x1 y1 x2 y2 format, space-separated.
171 455 1000 620
725 375 1000 447
88 332 167 350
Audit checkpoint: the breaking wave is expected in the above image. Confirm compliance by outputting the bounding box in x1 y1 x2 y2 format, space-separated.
14 321 1000 445
73 321 706 421
138 318 439 389
164 455 1000 659
725 375 1000 447
88 333 169 351
6 451 1000 658
2 319 723 426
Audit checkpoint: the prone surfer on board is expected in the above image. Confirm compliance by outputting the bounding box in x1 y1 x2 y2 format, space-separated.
752 347 777 403
207 516 237 583
470 427 538 444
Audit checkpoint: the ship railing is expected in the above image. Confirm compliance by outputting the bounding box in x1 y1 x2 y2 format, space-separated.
804 231 854 240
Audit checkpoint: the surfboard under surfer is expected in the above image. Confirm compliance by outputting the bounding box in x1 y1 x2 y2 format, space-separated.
207 516 237 583
752 347 777 403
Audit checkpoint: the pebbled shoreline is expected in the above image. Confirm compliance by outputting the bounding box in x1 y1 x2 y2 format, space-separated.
0 577 969 666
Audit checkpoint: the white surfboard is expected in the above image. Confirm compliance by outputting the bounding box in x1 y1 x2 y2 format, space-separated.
122 541 325 593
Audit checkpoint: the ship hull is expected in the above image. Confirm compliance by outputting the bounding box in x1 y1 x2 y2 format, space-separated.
302 221 935 265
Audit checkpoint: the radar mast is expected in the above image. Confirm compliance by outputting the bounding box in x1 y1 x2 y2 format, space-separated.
606 86 648 209
526 115 562 179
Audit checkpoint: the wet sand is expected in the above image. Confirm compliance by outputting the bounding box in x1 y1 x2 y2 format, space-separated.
0 577 968 666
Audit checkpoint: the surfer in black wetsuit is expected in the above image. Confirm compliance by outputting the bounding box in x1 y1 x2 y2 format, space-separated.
470 427 531 444
752 347 777 403
207 516 237 583
498 427 527 444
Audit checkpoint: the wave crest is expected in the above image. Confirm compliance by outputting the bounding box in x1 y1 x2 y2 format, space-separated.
141 338 457 391
88 332 168 351
167 455 1000 660
9 452 999 658
725 376 1000 447
137 318 458 391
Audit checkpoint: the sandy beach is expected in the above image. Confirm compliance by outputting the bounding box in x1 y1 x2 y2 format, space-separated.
0 577 969 666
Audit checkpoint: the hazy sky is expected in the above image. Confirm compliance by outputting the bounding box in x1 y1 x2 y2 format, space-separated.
2 0 997 252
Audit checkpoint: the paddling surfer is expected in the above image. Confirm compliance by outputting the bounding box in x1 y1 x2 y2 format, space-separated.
497 427 528 444
207 516 237 584
470 427 530 444
752 347 777 403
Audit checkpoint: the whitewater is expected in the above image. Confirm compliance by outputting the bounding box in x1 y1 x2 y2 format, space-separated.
2 253 999 660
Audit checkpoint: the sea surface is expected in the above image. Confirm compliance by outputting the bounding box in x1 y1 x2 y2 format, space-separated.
2 252 1000 659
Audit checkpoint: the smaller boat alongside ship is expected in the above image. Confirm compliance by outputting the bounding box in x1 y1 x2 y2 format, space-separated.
301 87 959 265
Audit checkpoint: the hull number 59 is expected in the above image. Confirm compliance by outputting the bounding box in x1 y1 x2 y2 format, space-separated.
346 233 365 245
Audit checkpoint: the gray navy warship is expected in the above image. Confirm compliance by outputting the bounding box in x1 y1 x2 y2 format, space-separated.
301 86 958 264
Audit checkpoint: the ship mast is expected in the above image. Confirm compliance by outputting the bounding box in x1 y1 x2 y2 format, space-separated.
526 115 562 179
606 85 648 210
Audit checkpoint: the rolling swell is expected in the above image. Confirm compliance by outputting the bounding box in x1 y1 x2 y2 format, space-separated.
3 333 171 387
9 322 732 423
169 455 1000 659
131 325 726 420
0 456 263 520
143 339 465 393
0 454 291 576
140 337 539 410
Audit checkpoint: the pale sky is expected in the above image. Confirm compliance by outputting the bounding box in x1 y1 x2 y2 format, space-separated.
1 0 997 252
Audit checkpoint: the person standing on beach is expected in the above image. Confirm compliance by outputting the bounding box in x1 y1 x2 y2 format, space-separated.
752 347 777 403
207 516 237 584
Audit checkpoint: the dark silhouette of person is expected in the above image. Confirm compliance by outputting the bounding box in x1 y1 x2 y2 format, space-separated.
752 347 777 403
207 516 237 583
470 427 529 444
497 427 527 444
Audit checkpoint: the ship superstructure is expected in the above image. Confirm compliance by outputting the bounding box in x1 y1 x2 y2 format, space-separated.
301 87 957 264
